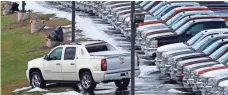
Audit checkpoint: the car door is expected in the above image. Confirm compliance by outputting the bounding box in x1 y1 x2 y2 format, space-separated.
43 47 63 80
62 47 77 80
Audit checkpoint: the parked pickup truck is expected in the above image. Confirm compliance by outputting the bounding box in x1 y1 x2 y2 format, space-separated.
118 2 200 36
158 29 228 73
141 18 227 57
136 10 215 37
155 28 228 69
26 40 140 91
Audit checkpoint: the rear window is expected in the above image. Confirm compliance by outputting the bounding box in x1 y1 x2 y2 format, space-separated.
86 45 109 53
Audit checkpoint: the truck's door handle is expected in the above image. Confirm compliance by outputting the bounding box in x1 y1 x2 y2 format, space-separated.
70 63 75 65
56 63 60 65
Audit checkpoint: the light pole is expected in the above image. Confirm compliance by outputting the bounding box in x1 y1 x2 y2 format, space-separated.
130 1 135 95
22 1 26 12
72 1 75 42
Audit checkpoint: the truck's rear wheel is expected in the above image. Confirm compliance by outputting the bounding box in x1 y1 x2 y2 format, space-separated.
30 71 46 88
80 71 96 91
114 78 130 89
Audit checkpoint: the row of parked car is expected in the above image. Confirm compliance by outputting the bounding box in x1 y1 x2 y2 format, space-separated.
56 1 228 95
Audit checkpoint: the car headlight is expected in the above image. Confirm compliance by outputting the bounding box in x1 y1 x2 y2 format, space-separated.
119 17 124 22
161 56 168 63
185 70 191 79
177 63 182 69
127 22 131 28
193 74 199 82
190 72 194 79
224 87 228 94
167 57 175 65
207 78 217 86
150 40 158 48
157 52 162 59
198 75 205 82
183 67 188 74
145 38 151 47
146 37 151 43
161 55 166 60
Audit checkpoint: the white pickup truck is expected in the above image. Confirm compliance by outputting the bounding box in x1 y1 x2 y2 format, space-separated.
26 40 140 91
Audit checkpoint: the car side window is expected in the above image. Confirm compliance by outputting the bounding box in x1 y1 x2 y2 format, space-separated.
64 47 76 60
49 47 62 60
187 23 204 36
205 21 224 29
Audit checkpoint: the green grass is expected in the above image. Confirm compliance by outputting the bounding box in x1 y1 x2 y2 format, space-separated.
55 18 71 26
40 13 56 20
1 29 48 85
1 14 16 26
1 12 71 95
1 15 49 95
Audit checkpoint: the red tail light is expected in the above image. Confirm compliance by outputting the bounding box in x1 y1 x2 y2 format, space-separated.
136 55 140 66
138 23 142 26
101 59 107 71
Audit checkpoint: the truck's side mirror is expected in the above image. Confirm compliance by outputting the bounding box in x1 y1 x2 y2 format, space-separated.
44 55 50 60
134 13 145 23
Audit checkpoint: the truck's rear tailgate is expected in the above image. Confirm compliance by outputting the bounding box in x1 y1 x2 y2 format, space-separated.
90 51 137 72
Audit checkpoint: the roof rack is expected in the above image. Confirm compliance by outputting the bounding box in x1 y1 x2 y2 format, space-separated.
85 39 104 41
69 42 81 45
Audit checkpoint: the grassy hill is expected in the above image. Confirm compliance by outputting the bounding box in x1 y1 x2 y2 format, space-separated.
1 13 70 95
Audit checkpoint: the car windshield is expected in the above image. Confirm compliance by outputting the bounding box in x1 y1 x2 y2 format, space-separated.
186 32 203 45
166 12 183 26
161 9 175 21
192 36 211 50
140 1 149 7
193 35 228 51
203 40 224 55
209 45 228 60
149 2 164 14
187 33 219 45
153 5 169 16
217 52 228 64
143 1 154 10
175 20 191 35
171 16 189 30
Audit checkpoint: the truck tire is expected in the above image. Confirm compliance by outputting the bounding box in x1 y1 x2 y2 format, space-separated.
80 71 96 91
30 71 46 88
114 78 130 89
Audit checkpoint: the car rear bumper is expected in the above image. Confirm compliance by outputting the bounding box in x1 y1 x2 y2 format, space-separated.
104 68 140 82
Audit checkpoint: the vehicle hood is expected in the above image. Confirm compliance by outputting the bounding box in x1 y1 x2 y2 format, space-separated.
89 51 130 57
179 57 212 66
163 48 193 58
142 28 170 37
138 19 163 26
185 61 217 72
194 64 224 73
173 52 203 60
179 57 210 65
157 43 189 52
28 57 44 66
146 32 176 40
137 23 167 32
203 68 228 78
